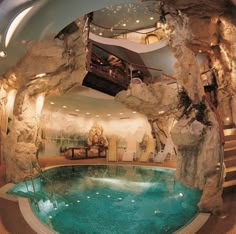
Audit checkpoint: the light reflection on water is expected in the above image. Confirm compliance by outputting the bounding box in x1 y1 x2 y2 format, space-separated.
8 165 202 234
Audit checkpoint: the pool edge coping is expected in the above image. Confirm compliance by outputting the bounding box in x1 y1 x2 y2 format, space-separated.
19 198 211 234
1 164 211 234
19 197 58 234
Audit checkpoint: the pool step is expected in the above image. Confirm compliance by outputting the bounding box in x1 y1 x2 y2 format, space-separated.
16 191 47 201
223 127 236 188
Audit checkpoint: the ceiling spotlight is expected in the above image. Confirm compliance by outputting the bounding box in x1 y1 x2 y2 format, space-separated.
107 114 111 116
122 23 126 27
0 51 7 58
136 20 140 23
99 32 103 36
62 105 67 108
86 112 90 115
119 112 123 115
150 17 154 20
132 111 137 114
50 102 55 105
75 109 80 112
158 110 165 114
199 50 202 53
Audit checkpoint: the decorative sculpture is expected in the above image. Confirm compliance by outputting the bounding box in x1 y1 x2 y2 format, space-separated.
87 123 108 147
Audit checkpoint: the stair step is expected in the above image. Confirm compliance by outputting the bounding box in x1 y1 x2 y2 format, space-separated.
224 140 236 149
223 124 236 130
226 166 236 173
224 128 236 141
224 156 236 167
224 135 236 141
224 147 236 157
224 128 236 135
223 179 236 188
225 170 236 181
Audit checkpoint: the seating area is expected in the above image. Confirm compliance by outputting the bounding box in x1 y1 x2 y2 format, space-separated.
64 146 107 159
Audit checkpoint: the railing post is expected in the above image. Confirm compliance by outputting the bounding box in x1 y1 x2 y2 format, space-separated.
86 42 92 71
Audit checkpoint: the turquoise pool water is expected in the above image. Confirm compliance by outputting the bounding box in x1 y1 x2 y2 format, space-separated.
8 165 202 234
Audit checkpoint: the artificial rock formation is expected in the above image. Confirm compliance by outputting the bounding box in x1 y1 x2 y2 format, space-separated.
3 91 40 181
0 17 88 182
116 81 178 118
0 0 235 214
116 3 234 212
116 81 178 150
171 109 223 189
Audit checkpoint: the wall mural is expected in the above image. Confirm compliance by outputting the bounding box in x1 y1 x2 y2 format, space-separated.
38 110 153 161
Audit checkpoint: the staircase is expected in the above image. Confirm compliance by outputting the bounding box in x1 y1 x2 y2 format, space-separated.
223 125 236 188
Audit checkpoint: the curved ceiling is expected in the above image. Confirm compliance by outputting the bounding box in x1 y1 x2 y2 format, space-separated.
44 86 143 120
1 0 169 120
0 0 139 74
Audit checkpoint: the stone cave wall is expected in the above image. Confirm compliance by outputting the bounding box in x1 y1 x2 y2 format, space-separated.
0 17 88 182
0 1 235 213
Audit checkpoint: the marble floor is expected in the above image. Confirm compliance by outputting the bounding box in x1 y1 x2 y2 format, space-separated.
0 156 235 234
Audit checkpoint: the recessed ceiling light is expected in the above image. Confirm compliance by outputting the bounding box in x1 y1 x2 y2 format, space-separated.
136 20 140 23
86 112 90 115
199 50 202 53
107 114 111 116
119 112 123 115
75 109 80 112
122 23 126 27
50 102 55 105
132 111 137 114
0 51 7 58
150 17 154 20
99 32 103 36
62 105 67 108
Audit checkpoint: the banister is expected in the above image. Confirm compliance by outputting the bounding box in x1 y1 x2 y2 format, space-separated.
204 95 225 145
204 94 225 188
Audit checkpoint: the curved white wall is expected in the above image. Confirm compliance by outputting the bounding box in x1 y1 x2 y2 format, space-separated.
0 0 139 73
90 32 168 53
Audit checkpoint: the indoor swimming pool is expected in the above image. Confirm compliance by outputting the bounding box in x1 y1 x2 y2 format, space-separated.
8 165 202 234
